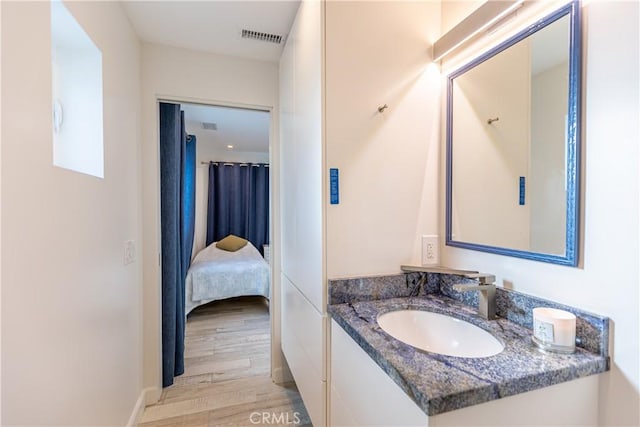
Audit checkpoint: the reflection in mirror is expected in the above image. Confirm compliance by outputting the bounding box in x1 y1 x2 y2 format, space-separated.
446 1 580 266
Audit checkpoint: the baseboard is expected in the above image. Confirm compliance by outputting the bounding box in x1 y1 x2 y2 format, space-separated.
126 390 146 427
272 365 294 384
126 387 161 427
143 386 162 406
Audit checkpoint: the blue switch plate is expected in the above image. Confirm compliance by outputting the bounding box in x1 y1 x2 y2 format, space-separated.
330 168 339 205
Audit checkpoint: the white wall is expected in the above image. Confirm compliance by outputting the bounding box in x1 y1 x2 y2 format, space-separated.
1 1 143 425
279 0 325 424
140 43 281 396
441 2 640 425
196 148 269 166
325 0 442 278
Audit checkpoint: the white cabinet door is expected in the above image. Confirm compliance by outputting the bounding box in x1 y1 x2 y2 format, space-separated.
282 275 326 426
330 319 427 426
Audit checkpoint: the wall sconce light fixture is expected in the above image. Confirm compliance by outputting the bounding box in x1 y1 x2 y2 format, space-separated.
432 0 525 62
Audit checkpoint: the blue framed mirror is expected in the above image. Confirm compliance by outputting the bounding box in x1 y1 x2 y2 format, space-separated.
446 1 581 266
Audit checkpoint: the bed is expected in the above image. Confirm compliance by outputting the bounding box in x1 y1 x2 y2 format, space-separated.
185 241 270 315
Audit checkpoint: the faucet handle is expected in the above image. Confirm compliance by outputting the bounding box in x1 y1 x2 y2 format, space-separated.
452 277 497 320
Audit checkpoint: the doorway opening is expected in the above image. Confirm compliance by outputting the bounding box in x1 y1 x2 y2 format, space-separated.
143 100 310 425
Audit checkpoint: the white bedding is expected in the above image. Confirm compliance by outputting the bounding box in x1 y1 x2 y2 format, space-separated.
185 242 270 314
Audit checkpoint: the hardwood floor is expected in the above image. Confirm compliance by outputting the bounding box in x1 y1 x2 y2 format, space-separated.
139 297 311 427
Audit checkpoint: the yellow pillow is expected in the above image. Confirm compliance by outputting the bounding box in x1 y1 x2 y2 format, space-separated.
216 235 248 252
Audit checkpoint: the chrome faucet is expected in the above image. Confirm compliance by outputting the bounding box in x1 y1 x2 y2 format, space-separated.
400 266 497 320
452 273 496 320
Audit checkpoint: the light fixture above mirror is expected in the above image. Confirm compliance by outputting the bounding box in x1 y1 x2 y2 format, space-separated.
433 0 525 62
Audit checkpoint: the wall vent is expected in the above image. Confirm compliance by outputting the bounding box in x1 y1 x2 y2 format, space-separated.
241 29 285 44
202 122 218 131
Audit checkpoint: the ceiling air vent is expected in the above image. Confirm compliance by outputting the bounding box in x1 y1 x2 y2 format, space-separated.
241 29 284 44
202 122 218 131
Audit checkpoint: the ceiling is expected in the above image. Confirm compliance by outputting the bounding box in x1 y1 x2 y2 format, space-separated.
121 1 300 63
181 103 270 153
122 2 293 154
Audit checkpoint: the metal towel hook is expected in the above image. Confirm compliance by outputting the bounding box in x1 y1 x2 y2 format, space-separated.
487 117 499 125
378 104 389 113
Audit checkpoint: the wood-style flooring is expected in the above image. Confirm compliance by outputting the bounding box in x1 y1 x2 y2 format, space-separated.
139 296 311 427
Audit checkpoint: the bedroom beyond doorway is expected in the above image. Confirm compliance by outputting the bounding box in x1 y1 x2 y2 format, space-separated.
155 101 293 419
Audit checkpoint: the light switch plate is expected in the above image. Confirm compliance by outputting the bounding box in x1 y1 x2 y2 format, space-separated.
124 240 135 265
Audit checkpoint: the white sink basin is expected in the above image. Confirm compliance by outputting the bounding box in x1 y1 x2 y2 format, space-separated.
377 310 504 358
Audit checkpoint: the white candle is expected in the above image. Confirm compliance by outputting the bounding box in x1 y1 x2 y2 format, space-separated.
532 307 576 353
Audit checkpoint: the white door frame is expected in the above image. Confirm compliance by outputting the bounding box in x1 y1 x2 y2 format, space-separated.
146 94 285 402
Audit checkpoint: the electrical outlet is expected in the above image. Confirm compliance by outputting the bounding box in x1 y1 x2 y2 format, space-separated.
422 235 439 266
124 240 135 265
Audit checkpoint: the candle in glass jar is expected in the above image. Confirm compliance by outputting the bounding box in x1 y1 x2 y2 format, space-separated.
532 307 576 353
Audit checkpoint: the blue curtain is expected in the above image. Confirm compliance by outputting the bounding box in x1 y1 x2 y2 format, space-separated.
159 102 196 388
182 134 196 271
206 163 269 254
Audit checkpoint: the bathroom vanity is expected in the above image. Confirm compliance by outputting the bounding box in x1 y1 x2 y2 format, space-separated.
327 272 609 426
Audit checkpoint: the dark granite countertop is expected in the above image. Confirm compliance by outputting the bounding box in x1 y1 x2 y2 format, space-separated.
328 293 609 416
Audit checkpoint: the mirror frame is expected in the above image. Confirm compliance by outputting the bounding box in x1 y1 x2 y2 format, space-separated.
445 0 581 266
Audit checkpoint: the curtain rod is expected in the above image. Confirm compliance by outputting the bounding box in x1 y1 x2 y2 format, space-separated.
200 161 269 167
